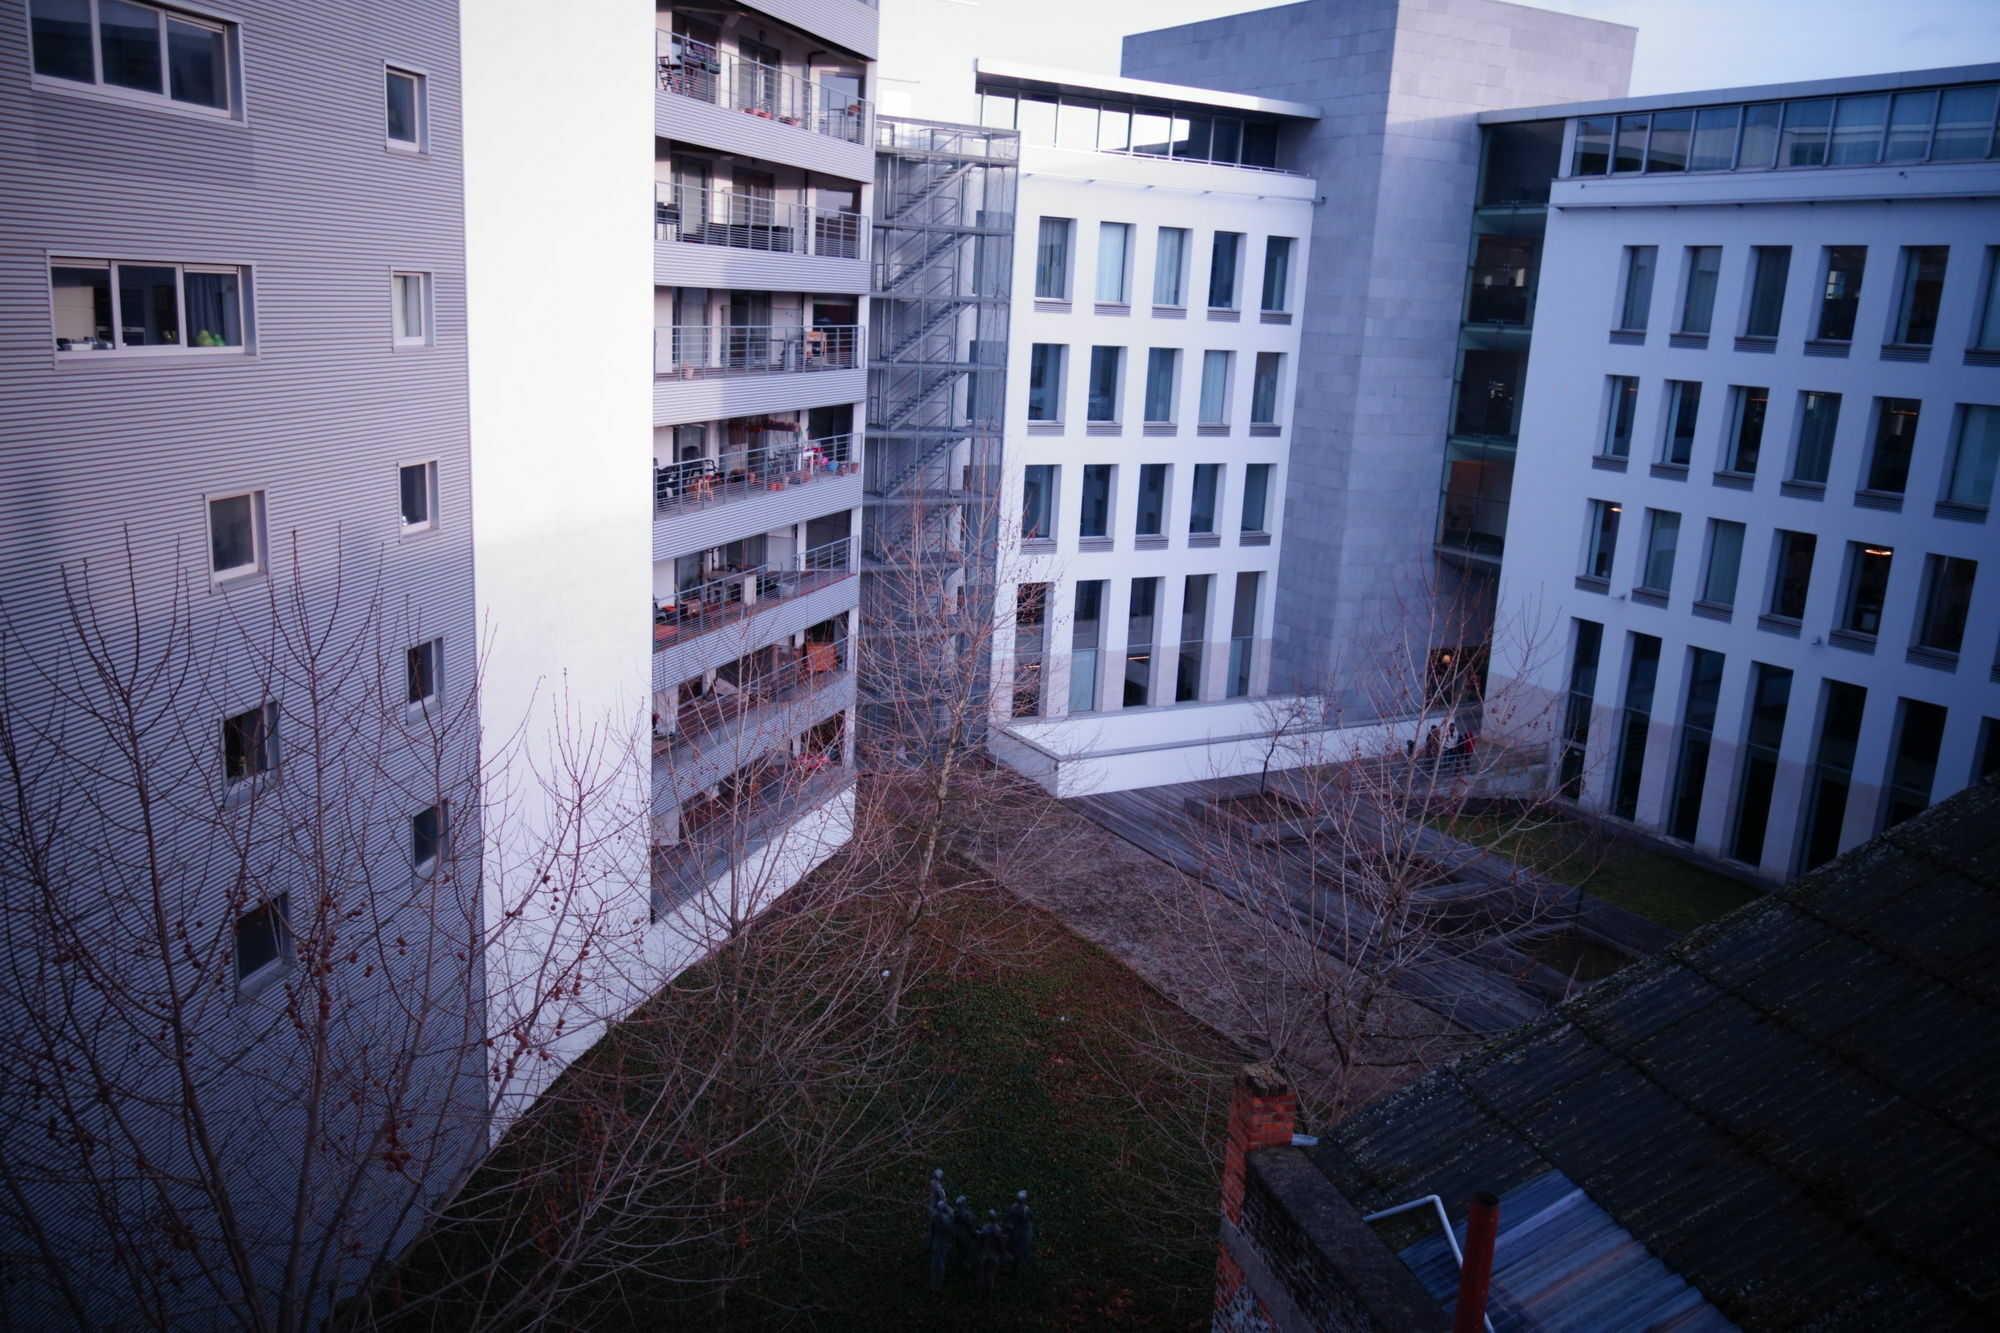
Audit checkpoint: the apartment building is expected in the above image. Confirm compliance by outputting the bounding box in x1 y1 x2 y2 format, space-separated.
1486 67 2000 879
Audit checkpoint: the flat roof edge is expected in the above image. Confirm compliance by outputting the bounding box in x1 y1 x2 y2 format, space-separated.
1481 61 2000 125
977 57 1321 121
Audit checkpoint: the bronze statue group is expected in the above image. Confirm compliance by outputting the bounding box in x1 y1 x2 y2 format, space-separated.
925 1169 1035 1299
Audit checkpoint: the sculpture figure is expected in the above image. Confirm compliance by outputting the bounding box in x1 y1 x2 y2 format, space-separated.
926 1197 956 1290
1004 1188 1035 1273
952 1195 979 1278
973 1210 1004 1300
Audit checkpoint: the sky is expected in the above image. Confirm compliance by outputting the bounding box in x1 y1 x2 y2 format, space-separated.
939 0 2000 96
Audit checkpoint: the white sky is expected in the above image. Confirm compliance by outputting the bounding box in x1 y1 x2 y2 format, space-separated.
947 0 2000 97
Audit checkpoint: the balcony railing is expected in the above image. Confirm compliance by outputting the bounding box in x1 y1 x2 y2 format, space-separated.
657 34 870 145
652 537 854 651
655 184 866 260
655 643 848 752
655 434 857 516
655 324 860 378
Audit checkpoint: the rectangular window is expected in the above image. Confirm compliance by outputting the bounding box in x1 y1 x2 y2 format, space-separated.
1153 227 1188 306
1840 543 1894 636
1701 520 1745 607
1667 648 1726 841
1679 246 1722 334
1743 246 1790 338
1241 463 1271 534
1079 464 1112 538
1124 577 1159 706
1778 98 1833 166
406 638 442 706
234 896 290 985
386 66 426 149
1086 346 1122 422
1208 232 1242 309
412 802 448 870
1227 571 1260 698
1889 246 1947 346
207 490 265 580
51 257 244 354
1601 375 1638 458
1916 555 1976 654
1725 385 1768 474
1882 699 1947 829
1012 583 1048 718
1688 106 1740 171
1800 681 1867 872
1734 102 1783 167
1584 500 1621 580
1135 463 1168 537
1646 109 1691 171
1789 391 1841 485
1976 248 2000 350
1034 218 1073 300
392 272 431 346
1884 89 1938 161
1021 463 1056 540
1189 464 1220 535
1815 246 1866 341
1639 509 1681 592
399 461 437 531
1611 633 1662 820
1618 246 1657 331
1069 580 1106 713
222 701 276 784
1176 574 1210 702
1558 618 1603 797
1613 114 1648 173
1198 350 1232 424
1026 343 1063 421
1863 398 1920 495
1250 352 1282 425
1144 348 1178 423
1096 222 1133 303
1661 380 1701 466
1770 529 1817 620
31 0 231 112
1571 117 1612 175
1933 84 2000 159
1260 237 1294 312
1828 94 1888 165
1945 404 2000 508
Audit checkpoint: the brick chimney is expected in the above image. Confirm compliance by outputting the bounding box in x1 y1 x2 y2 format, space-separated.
1221 1062 1297 1225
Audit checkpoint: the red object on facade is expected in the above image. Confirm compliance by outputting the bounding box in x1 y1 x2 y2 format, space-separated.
1451 1192 1501 1333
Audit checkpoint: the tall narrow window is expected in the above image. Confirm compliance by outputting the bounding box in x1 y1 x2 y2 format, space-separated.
1079 464 1112 539
1975 248 2000 351
1124 577 1159 706
1153 227 1188 306
1890 246 1947 346
1700 520 1745 608
1198 350 1232 424
412 801 449 871
222 702 277 784
1915 555 1976 655
1612 633 1662 820
386 67 426 149
1944 405 2000 509
208 490 265 580
400 461 437 531
1189 464 1220 535
1027 343 1063 421
1250 352 1282 425
1069 580 1106 713
1800 681 1866 872
1601 375 1638 458
1667 648 1725 841
1882 699 1947 829
1639 509 1681 592
392 272 431 346
1679 246 1721 334
1815 246 1866 341
1558 619 1603 797
1086 346 1122 422
234 896 290 985
1144 348 1178 423
1034 218 1073 300
1240 463 1271 534
1176 575 1211 702
1227 572 1260 698
1730 664 1792 865
1135 464 1168 537
406 638 442 707
1260 237 1294 312
1661 380 1701 466
1020 464 1055 540
1839 543 1894 637
1743 246 1790 338
1789 391 1841 485
1583 500 1621 581
1012 583 1048 718
1618 246 1657 332
1863 398 1920 495
1208 232 1242 309
1096 222 1132 304
1725 386 1768 475
1769 530 1817 620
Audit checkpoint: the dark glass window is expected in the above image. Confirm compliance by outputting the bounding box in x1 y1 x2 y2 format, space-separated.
1080 464 1111 538
1841 543 1894 636
1612 634 1662 820
1789 391 1841 484
1726 386 1768 474
1135 463 1167 536
1816 246 1866 341
1743 246 1790 338
1891 246 1947 345
1916 556 1976 654
1770 530 1817 620
234 897 289 981
1571 116 1612 175
1730 664 1792 865
1864 398 1920 494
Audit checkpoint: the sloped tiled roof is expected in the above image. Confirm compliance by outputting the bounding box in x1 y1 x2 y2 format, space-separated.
1309 777 2000 1330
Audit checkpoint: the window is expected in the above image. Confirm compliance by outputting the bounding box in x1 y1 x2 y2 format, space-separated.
1840 543 1894 636
207 490 265 580
1800 680 1867 872
1601 376 1638 458
1639 509 1680 592
1933 84 2000 159
1153 227 1188 306
1882 699 1947 829
386 66 425 149
1778 99 1832 166
1069 580 1106 713
1026 344 1064 421
1012 584 1048 717
1571 117 1612 175
1889 246 1946 346
1021 464 1055 540
1945 405 2000 509
1618 246 1656 331
1144 348 1178 423
1815 246 1866 341
1079 464 1112 539
234 896 290 985
1612 114 1648 172
1976 248 2000 351
29 0 231 112
1688 106 1740 171
1583 500 1621 581
1915 555 1976 654
1096 222 1133 303
1260 237 1294 312
1769 529 1817 619
1190 464 1220 535
1737 102 1782 168
51 257 244 354
1227 572 1260 698
1864 398 1920 495
1086 346 1122 422
1729 663 1792 866
399 461 437 531
1034 218 1073 300
1667 648 1725 841
1743 246 1790 338
1724 386 1768 474
1678 246 1721 334
411 802 448 871
221 702 276 784
1611 633 1661 820
1176 574 1211 702
1789 391 1841 485
1198 350 1232 424
1250 352 1282 425
392 272 431 346
1208 232 1242 309
1136 464 1168 537
1240 463 1271 534
1124 577 1159 706
406 638 442 707
1646 109 1691 171
1660 380 1701 466
1557 619 1603 797
1700 520 1745 607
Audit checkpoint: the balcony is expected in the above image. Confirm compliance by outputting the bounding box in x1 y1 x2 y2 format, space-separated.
652 648 856 813
655 184 869 292
654 323 865 426
650 764 855 913
656 34 873 180
653 435 861 556
651 538 857 687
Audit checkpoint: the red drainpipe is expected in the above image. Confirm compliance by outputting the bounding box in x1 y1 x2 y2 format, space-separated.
1451 1192 1501 1333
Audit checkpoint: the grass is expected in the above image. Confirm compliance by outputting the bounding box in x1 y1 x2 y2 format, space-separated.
1439 812 1761 934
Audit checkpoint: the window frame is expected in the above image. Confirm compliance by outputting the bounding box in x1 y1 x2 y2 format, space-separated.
1839 542 1895 638
1943 404 1999 511
1583 499 1622 582
206 488 267 583
233 894 292 993
1085 345 1123 423
398 460 439 534
1152 227 1189 308
1026 343 1065 422
1095 221 1133 304
1020 463 1057 542
1143 347 1179 424
406 637 443 710
221 699 278 786
411 801 449 874
391 270 434 348
50 255 250 358
27 0 238 120
1033 217 1074 301
1638 508 1681 593
1887 245 1947 347
385 63 428 152
1600 374 1638 459
1198 349 1233 426
1914 554 1976 655
1249 351 1283 426
1617 245 1657 333
1677 245 1722 335
1700 519 1745 608
1260 236 1295 313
